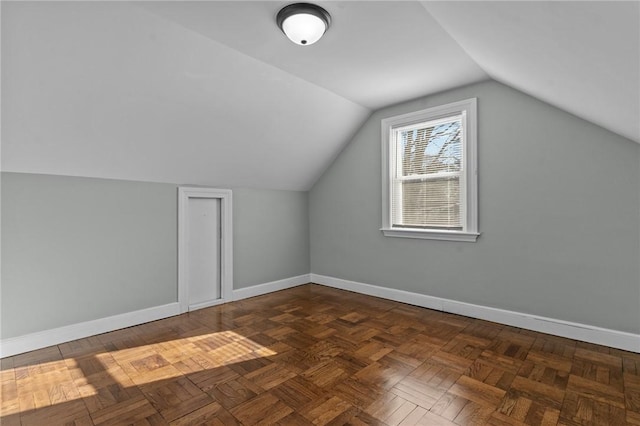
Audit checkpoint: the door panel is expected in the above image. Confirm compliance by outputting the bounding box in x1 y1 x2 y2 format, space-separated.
186 197 221 309
178 187 233 313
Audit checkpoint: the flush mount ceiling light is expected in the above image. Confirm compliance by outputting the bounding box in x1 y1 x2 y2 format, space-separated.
276 3 331 46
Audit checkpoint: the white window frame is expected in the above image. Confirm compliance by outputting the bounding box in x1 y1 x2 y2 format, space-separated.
381 98 479 242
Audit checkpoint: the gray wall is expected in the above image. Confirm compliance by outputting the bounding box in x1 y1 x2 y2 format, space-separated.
309 80 640 334
1 173 309 338
1 173 177 338
233 188 309 288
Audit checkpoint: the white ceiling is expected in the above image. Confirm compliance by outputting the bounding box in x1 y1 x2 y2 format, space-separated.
139 1 489 109
1 1 637 190
422 1 640 144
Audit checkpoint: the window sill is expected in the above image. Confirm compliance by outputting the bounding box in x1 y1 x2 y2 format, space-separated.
380 228 480 242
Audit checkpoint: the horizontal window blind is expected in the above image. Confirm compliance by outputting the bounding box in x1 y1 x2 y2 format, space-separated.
391 116 463 230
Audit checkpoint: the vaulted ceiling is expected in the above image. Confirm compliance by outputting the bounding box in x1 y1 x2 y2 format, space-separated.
2 1 638 190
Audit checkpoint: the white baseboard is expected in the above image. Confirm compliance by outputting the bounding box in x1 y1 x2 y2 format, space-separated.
0 275 310 358
233 274 310 301
4 273 637 357
310 274 640 353
0 303 181 358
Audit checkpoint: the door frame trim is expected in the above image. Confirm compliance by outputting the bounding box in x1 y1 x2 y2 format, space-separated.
178 187 233 313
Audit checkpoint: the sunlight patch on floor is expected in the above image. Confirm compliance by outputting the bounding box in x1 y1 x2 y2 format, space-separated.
3 331 277 418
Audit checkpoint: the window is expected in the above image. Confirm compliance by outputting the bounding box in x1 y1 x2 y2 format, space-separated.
381 98 479 242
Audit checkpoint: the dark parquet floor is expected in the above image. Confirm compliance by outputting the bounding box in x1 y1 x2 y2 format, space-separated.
1 284 639 425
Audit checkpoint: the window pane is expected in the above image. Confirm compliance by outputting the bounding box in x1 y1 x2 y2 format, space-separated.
393 177 461 229
398 119 462 177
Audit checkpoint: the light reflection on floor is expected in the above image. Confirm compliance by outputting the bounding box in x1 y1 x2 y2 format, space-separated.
2 330 276 419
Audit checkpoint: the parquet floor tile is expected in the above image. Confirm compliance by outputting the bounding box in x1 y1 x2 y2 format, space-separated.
1 284 639 425
229 392 293 425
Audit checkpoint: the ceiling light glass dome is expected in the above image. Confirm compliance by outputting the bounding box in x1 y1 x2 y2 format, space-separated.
277 3 331 46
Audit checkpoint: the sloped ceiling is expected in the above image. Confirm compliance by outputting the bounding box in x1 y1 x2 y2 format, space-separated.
421 1 640 144
1 2 637 191
139 1 489 109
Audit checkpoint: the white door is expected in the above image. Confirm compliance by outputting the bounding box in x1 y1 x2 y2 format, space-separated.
178 187 233 312
187 197 221 308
